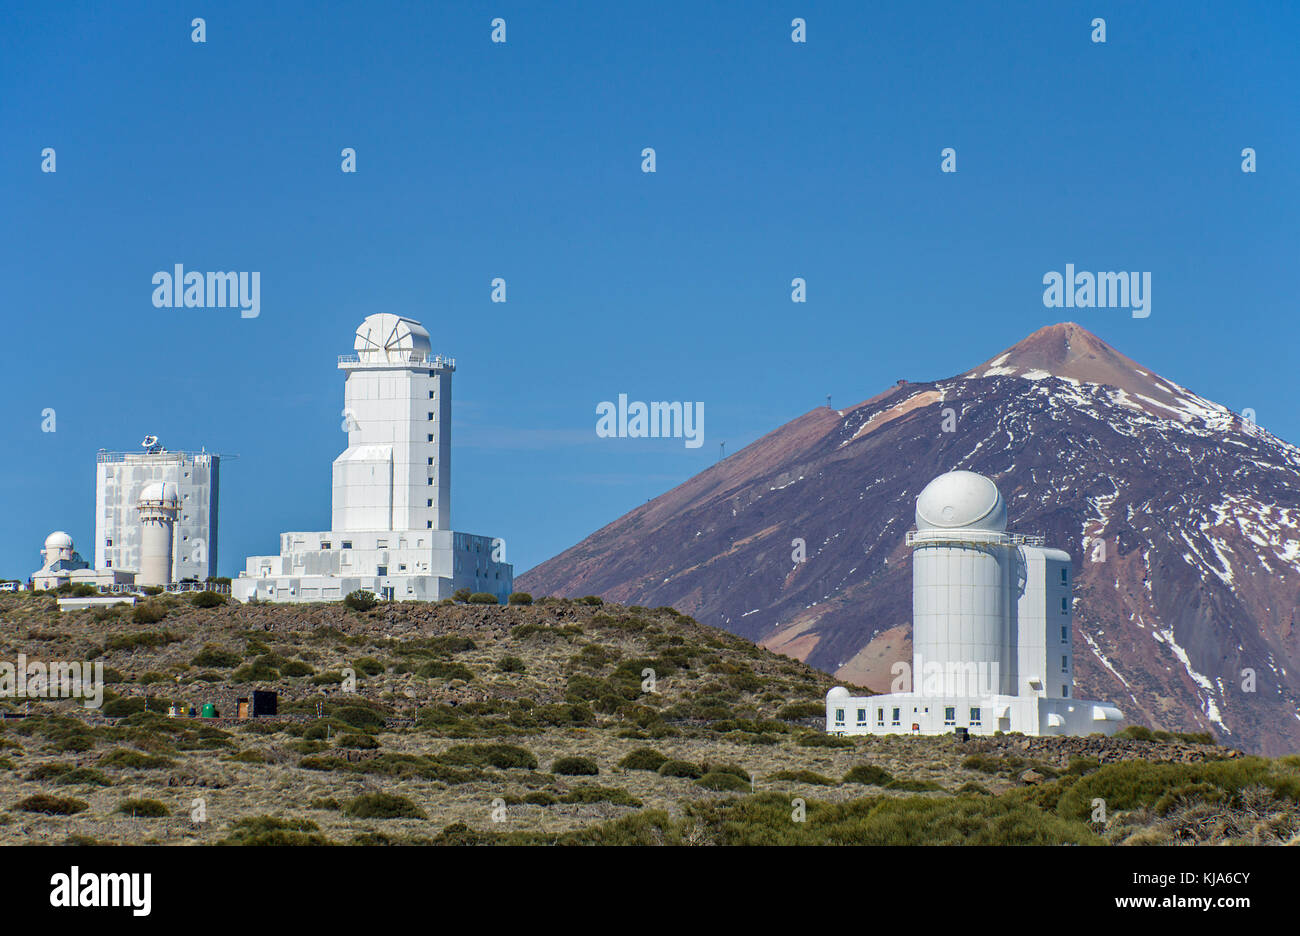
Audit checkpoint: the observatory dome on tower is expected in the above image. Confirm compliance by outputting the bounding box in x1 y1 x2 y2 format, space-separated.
137 481 180 506
914 470 1006 532
44 531 74 552
354 313 432 363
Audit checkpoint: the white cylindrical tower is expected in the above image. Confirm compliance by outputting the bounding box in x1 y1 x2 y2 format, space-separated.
137 481 179 586
910 471 1015 695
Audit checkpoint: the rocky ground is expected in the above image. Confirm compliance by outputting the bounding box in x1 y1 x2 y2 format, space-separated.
0 591 1296 846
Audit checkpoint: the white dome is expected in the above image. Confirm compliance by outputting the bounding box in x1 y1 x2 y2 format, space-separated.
354 314 431 363
826 686 851 702
915 470 1006 532
138 481 180 506
44 531 74 550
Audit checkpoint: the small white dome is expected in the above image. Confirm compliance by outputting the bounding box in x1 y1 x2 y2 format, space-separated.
826 686 851 702
44 531 74 550
915 470 1006 532
138 481 180 506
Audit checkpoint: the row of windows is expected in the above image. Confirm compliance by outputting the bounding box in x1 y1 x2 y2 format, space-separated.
833 706 983 728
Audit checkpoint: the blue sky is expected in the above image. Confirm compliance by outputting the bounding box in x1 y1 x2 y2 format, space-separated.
1 1 1296 580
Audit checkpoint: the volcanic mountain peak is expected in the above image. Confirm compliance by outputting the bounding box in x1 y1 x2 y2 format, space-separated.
963 322 1240 431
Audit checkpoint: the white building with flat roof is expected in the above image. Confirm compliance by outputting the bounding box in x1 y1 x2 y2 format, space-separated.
826 470 1124 738
95 438 220 582
231 313 512 604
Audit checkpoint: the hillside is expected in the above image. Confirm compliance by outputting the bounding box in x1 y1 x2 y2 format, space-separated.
0 591 1297 845
520 323 1300 756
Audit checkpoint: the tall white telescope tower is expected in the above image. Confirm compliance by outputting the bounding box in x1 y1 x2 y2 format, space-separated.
136 481 179 587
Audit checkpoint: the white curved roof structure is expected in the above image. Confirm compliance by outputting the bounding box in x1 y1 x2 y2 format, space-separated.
138 481 180 506
354 314 431 363
915 470 1007 532
44 531 74 550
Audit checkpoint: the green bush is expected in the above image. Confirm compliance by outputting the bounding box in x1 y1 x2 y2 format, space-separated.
657 759 702 779
14 794 87 815
334 706 386 730
232 661 280 682
452 588 472 602
131 603 168 625
843 764 894 786
507 592 533 605
191 645 241 668
279 660 315 677
351 657 385 676
777 701 826 719
337 733 379 750
417 660 475 681
768 769 835 786
218 815 330 846
468 592 499 604
343 589 378 612
577 595 604 606
552 756 599 776
697 771 750 792
342 792 425 820
618 748 668 771
885 778 944 792
190 591 226 609
441 743 537 770
797 732 854 748
100 748 174 770
117 798 169 817
496 655 526 673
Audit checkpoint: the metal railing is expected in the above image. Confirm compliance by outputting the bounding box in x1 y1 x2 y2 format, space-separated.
338 352 456 368
905 529 1046 547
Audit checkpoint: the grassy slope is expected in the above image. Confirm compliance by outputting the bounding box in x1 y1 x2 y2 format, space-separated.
0 591 1296 846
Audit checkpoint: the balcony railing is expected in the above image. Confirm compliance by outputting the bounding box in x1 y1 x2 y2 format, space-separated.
338 352 456 368
905 529 1046 547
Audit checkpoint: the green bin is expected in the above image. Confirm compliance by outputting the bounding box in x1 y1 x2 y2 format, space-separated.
201 703 217 718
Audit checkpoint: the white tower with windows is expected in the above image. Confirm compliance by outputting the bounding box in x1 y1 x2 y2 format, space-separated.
232 314 512 604
137 481 179 587
826 470 1124 737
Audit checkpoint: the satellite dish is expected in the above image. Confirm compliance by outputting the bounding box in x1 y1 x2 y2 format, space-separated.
141 435 161 453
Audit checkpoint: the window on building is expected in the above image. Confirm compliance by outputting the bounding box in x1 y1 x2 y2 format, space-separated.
891 707 900 725
856 708 867 724
943 706 956 726
427 412 434 420
427 499 433 507
427 434 434 442
1062 656 1068 671
427 457 434 465
376 539 387 548
1061 596 1069 613
428 390 435 399
321 541 331 550
105 560 111 567
427 521 433 529
106 539 112 547
427 478 433 485
342 541 352 549
399 564 407 572
875 707 884 725
1062 686 1069 697
1061 567 1068 584
377 565 388 576
970 707 982 725
1061 625 1068 641
834 708 845 724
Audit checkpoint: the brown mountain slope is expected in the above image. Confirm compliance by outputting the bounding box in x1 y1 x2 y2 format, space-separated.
520 323 1300 755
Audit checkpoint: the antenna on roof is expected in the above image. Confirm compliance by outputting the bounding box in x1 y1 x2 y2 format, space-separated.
719 442 725 461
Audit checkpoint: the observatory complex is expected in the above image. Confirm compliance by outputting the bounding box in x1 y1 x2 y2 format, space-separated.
825 470 1124 737
231 314 513 604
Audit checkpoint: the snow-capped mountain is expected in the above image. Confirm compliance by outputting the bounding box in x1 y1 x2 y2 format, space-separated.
520 323 1300 754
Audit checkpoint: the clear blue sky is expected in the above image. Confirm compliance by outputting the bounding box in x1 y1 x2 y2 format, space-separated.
2 1 1296 581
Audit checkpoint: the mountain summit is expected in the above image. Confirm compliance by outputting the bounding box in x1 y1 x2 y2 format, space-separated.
520 323 1300 754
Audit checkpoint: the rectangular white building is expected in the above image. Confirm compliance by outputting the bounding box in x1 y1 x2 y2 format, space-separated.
94 444 220 582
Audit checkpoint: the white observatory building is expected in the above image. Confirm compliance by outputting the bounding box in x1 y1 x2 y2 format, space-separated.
826 470 1124 737
136 481 180 587
231 313 513 604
